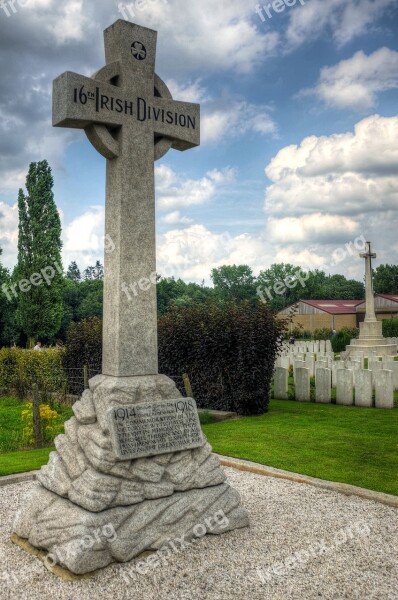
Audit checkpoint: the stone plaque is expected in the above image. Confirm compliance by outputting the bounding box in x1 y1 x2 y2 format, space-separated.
107 397 203 460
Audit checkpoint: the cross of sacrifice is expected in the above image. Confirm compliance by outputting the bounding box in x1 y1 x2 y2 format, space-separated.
360 241 377 322
53 20 200 377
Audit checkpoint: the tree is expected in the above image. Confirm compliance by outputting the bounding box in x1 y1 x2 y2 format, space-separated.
257 263 304 311
319 274 364 300
66 261 81 283
374 264 398 295
157 276 214 314
15 161 63 346
76 280 104 319
211 265 257 303
83 260 104 280
0 247 20 346
256 264 365 312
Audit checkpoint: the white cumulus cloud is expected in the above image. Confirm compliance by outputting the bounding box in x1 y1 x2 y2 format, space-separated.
155 165 236 209
262 114 398 276
286 0 396 49
202 100 276 143
304 48 398 111
63 206 105 268
157 224 271 282
161 211 193 225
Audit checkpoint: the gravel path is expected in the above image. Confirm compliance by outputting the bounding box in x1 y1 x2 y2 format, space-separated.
1 468 397 600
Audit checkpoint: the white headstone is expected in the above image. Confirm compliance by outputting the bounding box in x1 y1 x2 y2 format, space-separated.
295 367 311 402
385 360 398 391
375 370 394 409
315 368 332 404
336 369 354 406
274 367 289 400
355 369 373 408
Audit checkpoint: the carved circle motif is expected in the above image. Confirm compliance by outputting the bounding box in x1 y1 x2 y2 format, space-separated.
85 63 174 162
131 41 147 61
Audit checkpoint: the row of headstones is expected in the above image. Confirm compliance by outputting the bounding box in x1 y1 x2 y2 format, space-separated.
292 355 398 383
281 340 333 354
277 353 335 374
384 337 398 345
274 363 397 409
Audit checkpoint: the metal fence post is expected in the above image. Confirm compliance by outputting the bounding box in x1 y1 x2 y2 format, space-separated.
83 365 89 390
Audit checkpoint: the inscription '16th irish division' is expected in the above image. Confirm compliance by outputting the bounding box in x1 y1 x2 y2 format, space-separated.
107 398 203 460
74 85 197 129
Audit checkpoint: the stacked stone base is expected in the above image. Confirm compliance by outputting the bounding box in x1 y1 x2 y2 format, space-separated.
14 482 247 574
346 342 397 357
13 374 249 574
346 319 397 357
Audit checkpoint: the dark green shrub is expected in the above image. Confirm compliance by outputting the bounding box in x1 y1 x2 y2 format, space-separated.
288 327 311 340
0 348 19 391
62 318 102 392
314 328 333 340
332 327 359 353
290 326 304 338
158 300 286 415
382 318 398 337
60 306 286 414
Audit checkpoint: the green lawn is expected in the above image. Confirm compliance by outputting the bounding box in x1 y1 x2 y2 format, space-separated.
0 395 72 475
1 396 398 496
0 396 73 453
202 400 398 496
0 447 54 476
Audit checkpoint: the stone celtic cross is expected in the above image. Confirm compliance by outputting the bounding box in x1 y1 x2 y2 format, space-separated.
53 20 200 377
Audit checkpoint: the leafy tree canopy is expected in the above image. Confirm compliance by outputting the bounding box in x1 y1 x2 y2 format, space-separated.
374 264 398 295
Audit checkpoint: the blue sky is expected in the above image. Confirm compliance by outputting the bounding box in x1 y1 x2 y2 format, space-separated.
0 0 398 283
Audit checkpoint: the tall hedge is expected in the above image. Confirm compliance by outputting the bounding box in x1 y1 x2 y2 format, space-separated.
158 301 286 415
60 304 286 415
383 318 398 338
0 348 66 397
332 327 359 353
62 317 102 373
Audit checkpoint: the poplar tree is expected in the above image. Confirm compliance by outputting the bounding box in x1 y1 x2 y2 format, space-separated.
16 161 63 346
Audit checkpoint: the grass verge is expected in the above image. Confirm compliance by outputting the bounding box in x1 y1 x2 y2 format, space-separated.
202 399 398 496
0 448 53 476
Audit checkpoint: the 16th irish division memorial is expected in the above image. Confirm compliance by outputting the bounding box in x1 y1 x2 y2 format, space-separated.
12 20 249 575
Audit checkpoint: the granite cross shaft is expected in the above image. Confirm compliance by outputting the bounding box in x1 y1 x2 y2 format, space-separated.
53 20 200 377
360 241 377 323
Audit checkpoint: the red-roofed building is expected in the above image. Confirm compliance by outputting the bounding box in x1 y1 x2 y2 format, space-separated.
277 295 398 333
355 294 398 323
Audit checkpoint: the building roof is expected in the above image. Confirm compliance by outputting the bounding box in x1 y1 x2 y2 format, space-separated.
355 293 398 312
277 299 363 316
299 300 363 314
376 294 398 303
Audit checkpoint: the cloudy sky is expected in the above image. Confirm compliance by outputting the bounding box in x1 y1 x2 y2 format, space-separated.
0 0 397 283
